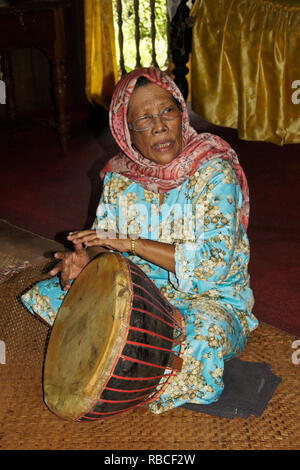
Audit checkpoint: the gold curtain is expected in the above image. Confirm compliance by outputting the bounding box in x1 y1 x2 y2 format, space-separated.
84 0 119 109
190 0 300 145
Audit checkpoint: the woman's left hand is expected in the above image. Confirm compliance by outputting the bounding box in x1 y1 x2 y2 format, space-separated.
67 230 131 253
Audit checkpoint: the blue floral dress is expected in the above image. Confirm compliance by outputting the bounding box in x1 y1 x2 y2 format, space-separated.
21 157 258 414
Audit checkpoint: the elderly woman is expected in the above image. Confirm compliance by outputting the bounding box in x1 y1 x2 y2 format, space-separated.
22 67 258 414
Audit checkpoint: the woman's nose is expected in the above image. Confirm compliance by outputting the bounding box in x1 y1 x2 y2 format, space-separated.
152 115 167 133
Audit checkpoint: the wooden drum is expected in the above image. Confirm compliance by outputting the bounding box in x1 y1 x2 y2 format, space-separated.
43 252 185 421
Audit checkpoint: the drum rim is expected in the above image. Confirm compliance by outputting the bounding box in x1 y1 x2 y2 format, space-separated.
43 252 133 421
43 252 186 421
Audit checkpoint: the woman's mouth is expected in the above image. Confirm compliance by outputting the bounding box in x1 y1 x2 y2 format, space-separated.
152 141 174 152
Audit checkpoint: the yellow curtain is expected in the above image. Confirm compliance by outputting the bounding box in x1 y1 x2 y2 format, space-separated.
84 0 119 109
190 0 300 145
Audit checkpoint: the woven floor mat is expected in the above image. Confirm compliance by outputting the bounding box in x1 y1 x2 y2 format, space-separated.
0 263 299 450
0 252 31 285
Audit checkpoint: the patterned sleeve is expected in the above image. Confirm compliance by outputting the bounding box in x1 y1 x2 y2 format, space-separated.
91 173 118 233
169 159 243 295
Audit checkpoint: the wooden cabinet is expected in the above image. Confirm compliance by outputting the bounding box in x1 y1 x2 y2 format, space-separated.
0 0 72 152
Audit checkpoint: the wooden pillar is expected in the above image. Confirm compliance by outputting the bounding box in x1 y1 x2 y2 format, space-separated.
170 0 193 101
51 6 69 153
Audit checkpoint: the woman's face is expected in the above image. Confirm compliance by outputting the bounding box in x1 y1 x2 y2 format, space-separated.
127 83 182 165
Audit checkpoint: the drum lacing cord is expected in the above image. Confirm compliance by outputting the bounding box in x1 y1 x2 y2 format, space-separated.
129 325 182 344
130 268 182 326
131 279 182 328
131 307 181 333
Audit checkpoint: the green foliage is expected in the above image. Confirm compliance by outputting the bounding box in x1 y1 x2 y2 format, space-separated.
113 0 168 72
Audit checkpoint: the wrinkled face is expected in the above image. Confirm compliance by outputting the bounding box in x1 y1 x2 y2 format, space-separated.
127 83 182 165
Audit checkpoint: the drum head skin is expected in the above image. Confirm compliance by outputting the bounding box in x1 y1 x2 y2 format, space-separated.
43 253 132 421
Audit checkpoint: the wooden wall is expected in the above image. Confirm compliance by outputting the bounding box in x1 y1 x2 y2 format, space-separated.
0 0 86 120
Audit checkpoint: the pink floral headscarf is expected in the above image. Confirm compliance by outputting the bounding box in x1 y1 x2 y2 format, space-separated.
101 68 249 231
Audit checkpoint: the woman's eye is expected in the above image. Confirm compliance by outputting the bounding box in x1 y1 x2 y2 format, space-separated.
137 115 152 122
163 106 176 114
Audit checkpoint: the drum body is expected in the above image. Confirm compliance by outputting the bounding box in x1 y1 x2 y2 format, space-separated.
43 252 185 421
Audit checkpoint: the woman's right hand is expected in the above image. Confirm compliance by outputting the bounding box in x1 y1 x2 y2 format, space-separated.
48 242 90 291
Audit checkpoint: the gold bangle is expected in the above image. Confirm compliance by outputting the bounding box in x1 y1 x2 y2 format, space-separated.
130 238 136 255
